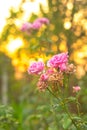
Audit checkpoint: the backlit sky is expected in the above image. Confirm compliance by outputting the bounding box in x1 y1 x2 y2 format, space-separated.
0 0 48 33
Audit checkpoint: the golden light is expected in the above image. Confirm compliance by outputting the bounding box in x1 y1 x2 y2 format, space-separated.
74 11 87 30
0 0 21 33
0 0 49 79
51 35 58 42
0 0 48 33
7 38 23 53
74 10 83 23
67 2 73 10
59 41 67 52
21 0 48 21
77 52 84 58
82 20 87 30
64 21 71 29
14 19 23 27
76 65 85 79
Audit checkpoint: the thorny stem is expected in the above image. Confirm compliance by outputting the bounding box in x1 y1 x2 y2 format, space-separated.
76 95 80 116
62 99 79 130
47 87 79 130
47 87 61 102
62 75 79 129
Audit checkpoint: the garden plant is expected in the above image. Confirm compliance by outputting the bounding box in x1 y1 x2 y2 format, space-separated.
0 0 87 130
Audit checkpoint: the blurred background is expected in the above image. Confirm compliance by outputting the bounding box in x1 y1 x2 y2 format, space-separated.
0 0 87 129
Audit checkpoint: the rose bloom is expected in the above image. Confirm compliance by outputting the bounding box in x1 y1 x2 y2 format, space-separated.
20 22 33 31
59 63 67 71
73 86 81 93
34 18 49 25
28 61 44 74
37 80 47 91
47 52 68 68
32 17 49 30
40 73 48 81
32 21 42 30
46 68 55 74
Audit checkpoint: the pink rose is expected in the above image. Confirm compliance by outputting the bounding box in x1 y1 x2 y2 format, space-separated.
35 18 49 25
73 86 81 93
32 17 49 30
32 21 42 30
28 61 44 74
20 22 33 31
59 63 67 71
20 18 49 33
40 73 48 81
47 52 68 68
46 68 55 74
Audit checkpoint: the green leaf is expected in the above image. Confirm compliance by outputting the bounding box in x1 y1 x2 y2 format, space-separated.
67 96 76 102
63 114 72 129
28 114 42 120
72 116 81 121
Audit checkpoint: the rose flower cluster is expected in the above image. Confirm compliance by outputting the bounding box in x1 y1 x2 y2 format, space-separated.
20 17 49 34
28 52 80 92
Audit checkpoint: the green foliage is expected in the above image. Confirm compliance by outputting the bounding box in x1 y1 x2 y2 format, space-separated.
62 114 72 130
0 105 18 130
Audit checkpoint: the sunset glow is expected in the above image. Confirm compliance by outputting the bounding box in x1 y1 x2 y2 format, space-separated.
0 0 48 33
64 21 71 29
7 38 23 53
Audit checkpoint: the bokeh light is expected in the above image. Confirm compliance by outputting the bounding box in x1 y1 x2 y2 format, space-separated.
7 38 23 53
